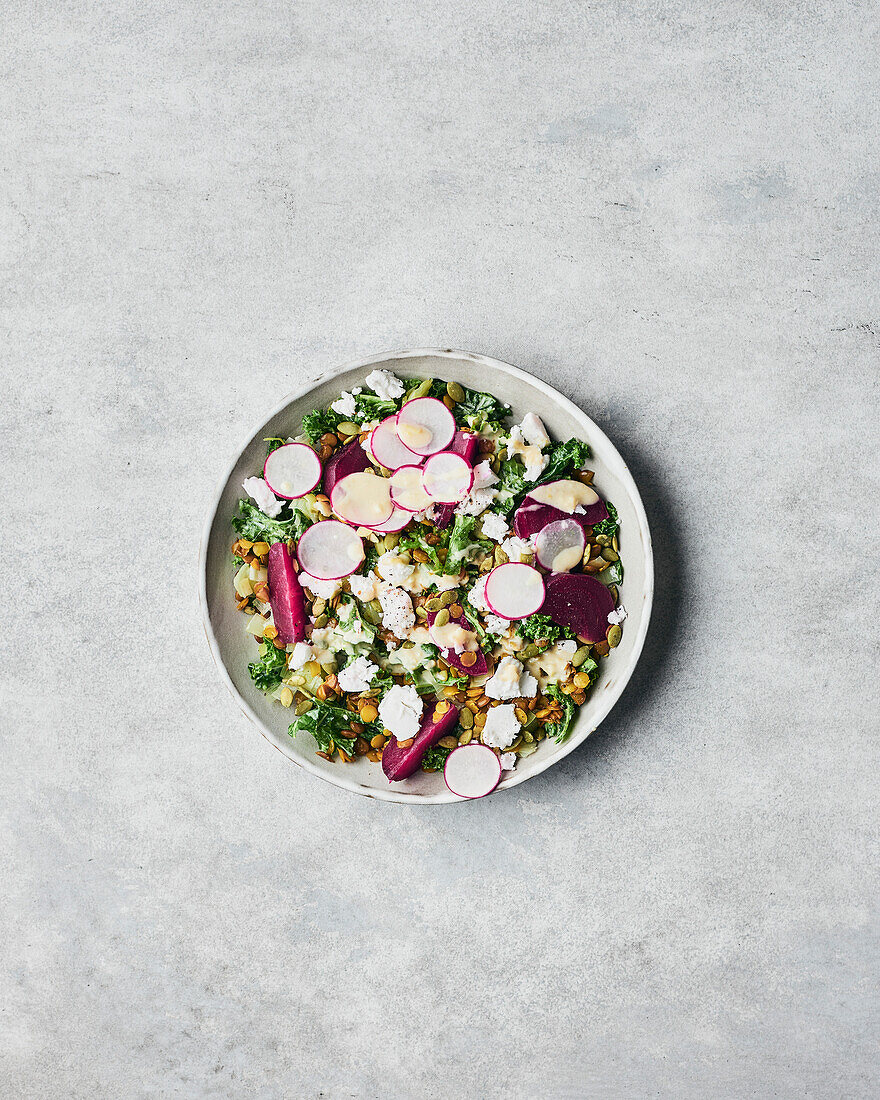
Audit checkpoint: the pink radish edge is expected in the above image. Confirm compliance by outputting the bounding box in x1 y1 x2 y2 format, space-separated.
395 397 456 456
421 451 474 503
369 416 423 470
295 520 364 580
263 443 322 500
444 744 502 799
389 464 433 512
484 563 546 620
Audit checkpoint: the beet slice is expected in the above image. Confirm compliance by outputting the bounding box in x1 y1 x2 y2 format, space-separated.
434 431 480 528
512 497 608 539
322 439 371 498
382 703 461 781
541 572 615 644
266 542 307 644
426 609 488 677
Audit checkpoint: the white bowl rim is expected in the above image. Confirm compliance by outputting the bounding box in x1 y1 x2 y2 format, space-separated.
199 347 654 804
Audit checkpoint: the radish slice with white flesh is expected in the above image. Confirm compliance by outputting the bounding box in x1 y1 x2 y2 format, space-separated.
371 505 413 533
421 451 474 503
444 744 502 799
370 416 422 470
396 397 456 456
330 471 394 528
535 518 585 573
389 465 434 512
296 520 364 580
263 443 322 500
484 562 546 620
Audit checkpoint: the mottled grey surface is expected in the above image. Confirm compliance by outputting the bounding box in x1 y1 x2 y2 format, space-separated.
2 2 879 1097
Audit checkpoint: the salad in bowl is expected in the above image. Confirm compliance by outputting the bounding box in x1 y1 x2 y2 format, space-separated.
228 367 627 799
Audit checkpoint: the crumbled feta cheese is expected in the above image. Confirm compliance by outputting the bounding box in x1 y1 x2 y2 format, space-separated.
288 641 315 670
607 605 627 625
456 487 497 517
242 477 283 518
303 575 342 600
485 656 538 700
376 549 415 587
521 413 550 448
378 585 415 638
378 684 423 741
499 752 517 771
527 639 577 684
337 655 379 693
365 368 405 400
472 461 498 490
330 387 362 416
348 572 381 603
481 512 509 542
500 535 535 563
507 414 550 482
485 614 511 636
481 704 521 749
415 503 440 524
419 569 462 593
467 575 490 614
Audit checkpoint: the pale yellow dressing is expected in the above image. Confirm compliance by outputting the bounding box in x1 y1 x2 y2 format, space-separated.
335 471 392 523
530 479 599 514
430 620 479 652
552 545 582 572
398 421 433 450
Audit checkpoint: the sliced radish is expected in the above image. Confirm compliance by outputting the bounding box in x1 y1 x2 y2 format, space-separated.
296 520 364 580
535 518 585 573
370 505 413 533
484 562 546 620
322 439 371 498
421 452 474 503
395 397 456 456
444 744 502 799
330 471 394 528
370 416 422 470
389 465 434 512
263 443 322 500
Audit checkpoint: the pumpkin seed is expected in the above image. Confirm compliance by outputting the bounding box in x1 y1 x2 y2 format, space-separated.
495 447 507 462
336 421 360 437
595 534 611 547
425 597 443 612
294 698 312 716
438 734 458 749
507 735 523 751
522 730 534 743
458 728 473 745
313 614 328 628
415 606 428 619
490 458 501 474
312 597 326 615
447 380 465 403
517 742 538 758
607 624 622 648
459 708 474 728
439 589 458 607
572 645 592 668
523 713 539 731
608 584 619 604
362 601 382 625
601 548 619 562
519 643 540 660
612 535 619 552
384 532 400 550
494 546 509 566
433 607 450 628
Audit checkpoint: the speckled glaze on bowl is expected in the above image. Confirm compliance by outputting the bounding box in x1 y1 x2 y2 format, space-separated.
199 349 653 803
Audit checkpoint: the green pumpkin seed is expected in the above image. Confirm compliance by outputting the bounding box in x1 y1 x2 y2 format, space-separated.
384 533 400 551
313 614 328 628
295 699 312 715
439 589 458 607
608 584 619 604
595 534 611 547
362 601 382 625
320 661 336 674
312 596 326 615
601 548 619 562
459 709 474 730
495 447 507 462
425 597 442 612
415 606 428 619
607 624 622 648
447 380 465 403
288 674 305 687
518 741 538 757
494 546 509 566
519 643 540 660
524 713 539 731
458 728 473 744
490 458 501 474
438 735 459 749
572 645 592 668
433 607 450 628
523 730 534 743
507 735 523 751
336 421 360 437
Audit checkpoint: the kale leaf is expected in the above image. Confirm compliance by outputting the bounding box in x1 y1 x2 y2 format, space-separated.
453 386 510 431
602 560 624 585
422 744 453 771
544 684 576 743
264 437 286 456
232 499 310 545
398 524 445 574
591 501 619 539
352 393 398 421
248 641 288 692
443 514 487 574
289 699 379 757
301 408 341 444
533 438 591 488
515 614 573 645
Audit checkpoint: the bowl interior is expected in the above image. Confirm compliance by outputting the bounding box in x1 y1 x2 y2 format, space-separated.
200 350 653 803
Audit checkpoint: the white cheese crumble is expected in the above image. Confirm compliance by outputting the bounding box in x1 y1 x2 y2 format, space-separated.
330 387 362 416
485 613 511 636
378 584 415 638
302 575 342 600
521 412 550 448
500 535 535 563
365 368 405 400
499 752 517 771
376 549 415 587
455 487 497 517
527 639 577 684
337 655 379 693
348 572 381 603
288 641 316 670
485 656 538 700
507 413 550 483
467 575 490 614
378 684 423 741
242 476 283 518
607 605 627 625
481 704 521 749
472 460 498 490
481 512 509 542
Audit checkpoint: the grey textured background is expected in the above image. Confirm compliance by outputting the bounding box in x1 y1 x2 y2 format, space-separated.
3 2 879 1097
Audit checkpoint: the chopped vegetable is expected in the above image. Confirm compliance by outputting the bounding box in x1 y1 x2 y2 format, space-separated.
248 641 288 692
544 685 576 743
515 613 573 646
232 499 310 545
267 542 308 643
382 704 461 781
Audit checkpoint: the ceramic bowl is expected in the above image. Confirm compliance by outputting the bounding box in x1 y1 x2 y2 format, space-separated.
199 349 653 803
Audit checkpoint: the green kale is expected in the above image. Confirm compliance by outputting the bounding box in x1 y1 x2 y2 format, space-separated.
515 614 573 646
352 393 398 422
534 438 591 487
264 436 286 456
591 501 619 539
453 386 510 431
443 514 487 574
422 744 453 771
289 699 379 757
545 684 576 743
360 540 381 575
248 641 288 692
232 499 311 545
398 525 445 573
232 555 245 569
301 408 341 444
